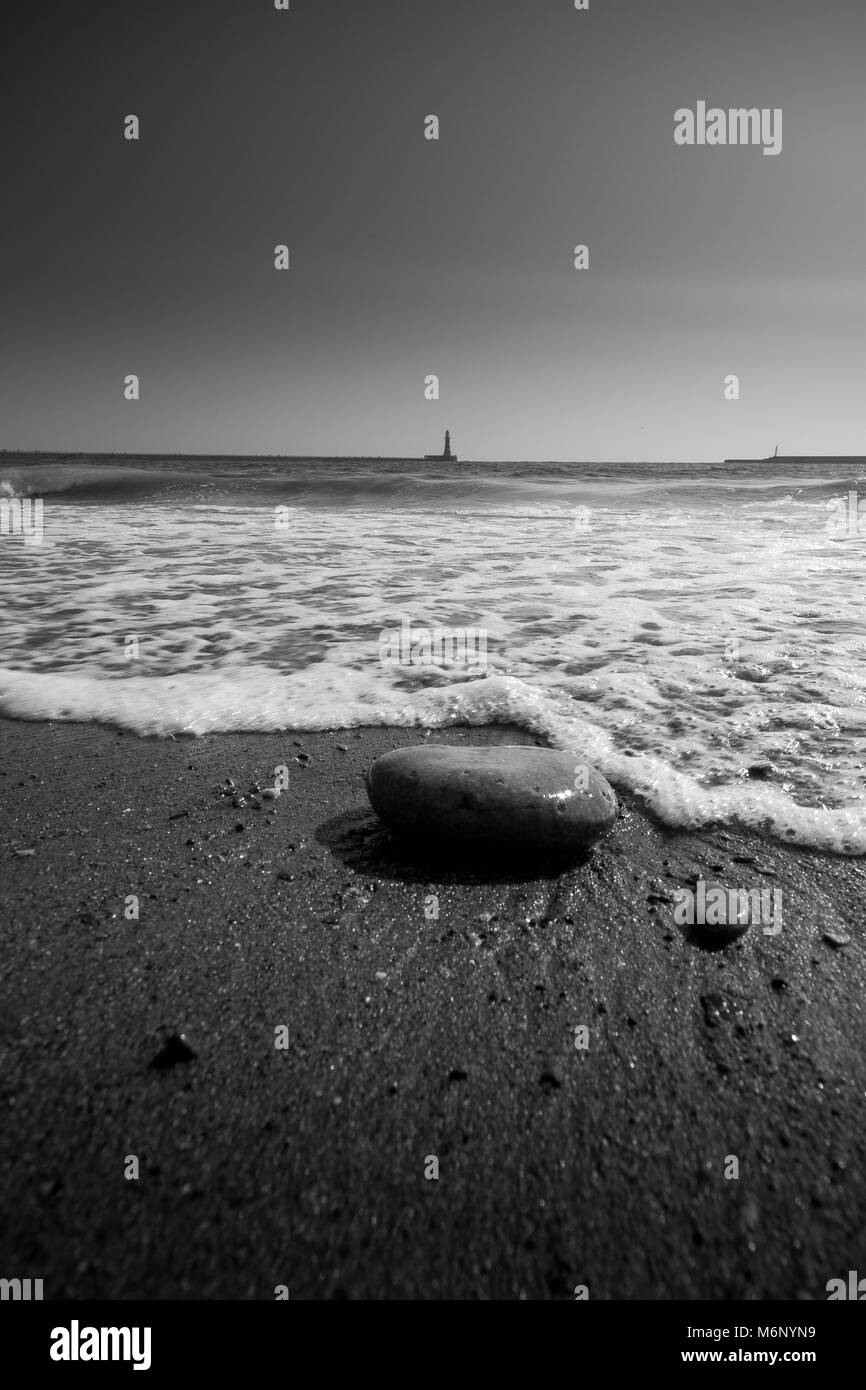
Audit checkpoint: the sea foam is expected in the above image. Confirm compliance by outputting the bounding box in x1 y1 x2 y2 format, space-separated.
2 456 864 854
0 667 863 855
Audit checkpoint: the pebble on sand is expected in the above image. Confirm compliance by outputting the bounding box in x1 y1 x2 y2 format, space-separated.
149 1033 197 1070
747 761 775 779
823 929 851 948
365 745 617 854
692 913 751 946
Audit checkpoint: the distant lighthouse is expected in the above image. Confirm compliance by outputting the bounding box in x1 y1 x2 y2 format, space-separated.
425 430 457 462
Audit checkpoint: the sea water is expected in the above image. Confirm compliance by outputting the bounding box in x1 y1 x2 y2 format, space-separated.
1 455 864 854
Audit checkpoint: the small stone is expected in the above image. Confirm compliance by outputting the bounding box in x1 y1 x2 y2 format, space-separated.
374 970 388 981
224 778 235 790
823 929 850 948
296 753 311 764
700 993 736 1027
149 1033 197 1069
694 920 751 946
13 848 35 857
261 787 279 800
336 744 349 753
365 745 617 856
747 761 774 779
689 886 751 945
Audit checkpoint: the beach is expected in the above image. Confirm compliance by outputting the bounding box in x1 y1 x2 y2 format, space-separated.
2 714 864 1300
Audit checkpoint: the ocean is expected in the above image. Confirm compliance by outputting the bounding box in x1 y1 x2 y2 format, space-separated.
1 454 864 854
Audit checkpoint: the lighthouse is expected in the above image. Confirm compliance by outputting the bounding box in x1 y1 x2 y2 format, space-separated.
425 430 457 462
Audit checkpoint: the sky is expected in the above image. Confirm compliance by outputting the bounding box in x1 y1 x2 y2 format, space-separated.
2 0 865 462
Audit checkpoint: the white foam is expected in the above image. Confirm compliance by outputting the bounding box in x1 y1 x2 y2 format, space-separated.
3 472 865 856
1 667 863 855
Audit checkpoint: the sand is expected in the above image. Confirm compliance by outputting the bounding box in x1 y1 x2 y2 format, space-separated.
0 715 864 1300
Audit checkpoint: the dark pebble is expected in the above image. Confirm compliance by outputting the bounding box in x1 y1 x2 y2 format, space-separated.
747 762 774 779
149 1033 197 1070
823 929 851 948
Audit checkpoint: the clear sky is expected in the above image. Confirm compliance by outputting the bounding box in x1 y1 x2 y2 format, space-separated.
2 0 865 461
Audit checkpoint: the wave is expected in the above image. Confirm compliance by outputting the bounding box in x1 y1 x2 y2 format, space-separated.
0 464 211 503
2 458 863 510
0 667 862 855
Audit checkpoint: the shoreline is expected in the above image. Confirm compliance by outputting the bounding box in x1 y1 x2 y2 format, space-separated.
1 714 864 1299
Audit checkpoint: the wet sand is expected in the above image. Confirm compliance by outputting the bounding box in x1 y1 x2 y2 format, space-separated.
0 715 864 1299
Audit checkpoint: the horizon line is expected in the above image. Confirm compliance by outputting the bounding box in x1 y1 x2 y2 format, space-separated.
5 448 863 466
